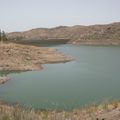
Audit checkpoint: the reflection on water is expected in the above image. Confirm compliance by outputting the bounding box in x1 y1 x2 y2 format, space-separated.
13 40 69 47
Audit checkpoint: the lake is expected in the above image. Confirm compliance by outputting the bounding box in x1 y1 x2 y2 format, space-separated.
0 44 120 110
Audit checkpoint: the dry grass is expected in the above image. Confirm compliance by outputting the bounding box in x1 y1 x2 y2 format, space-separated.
0 100 120 120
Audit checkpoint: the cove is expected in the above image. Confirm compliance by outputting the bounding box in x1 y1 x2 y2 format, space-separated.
0 44 120 110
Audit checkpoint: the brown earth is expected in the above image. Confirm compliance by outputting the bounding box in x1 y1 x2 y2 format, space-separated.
0 43 73 72
7 22 120 45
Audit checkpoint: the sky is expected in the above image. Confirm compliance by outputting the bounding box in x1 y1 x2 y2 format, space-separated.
0 0 120 32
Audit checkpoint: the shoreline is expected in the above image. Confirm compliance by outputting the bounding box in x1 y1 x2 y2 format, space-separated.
11 39 120 46
0 43 73 84
0 100 120 120
0 43 73 71
69 39 120 45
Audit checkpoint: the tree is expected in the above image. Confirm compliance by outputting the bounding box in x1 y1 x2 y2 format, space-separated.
2 31 8 42
0 30 8 43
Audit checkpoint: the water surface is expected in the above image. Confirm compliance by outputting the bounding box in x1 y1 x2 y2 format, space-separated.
0 44 120 109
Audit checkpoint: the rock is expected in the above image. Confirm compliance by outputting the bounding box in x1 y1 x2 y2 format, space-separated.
0 76 10 85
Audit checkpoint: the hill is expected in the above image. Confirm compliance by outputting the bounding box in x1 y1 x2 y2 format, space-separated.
8 22 120 45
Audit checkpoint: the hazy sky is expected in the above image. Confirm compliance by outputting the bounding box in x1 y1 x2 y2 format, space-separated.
0 0 120 32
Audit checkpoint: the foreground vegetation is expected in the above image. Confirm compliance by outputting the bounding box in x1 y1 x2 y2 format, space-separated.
0 100 120 120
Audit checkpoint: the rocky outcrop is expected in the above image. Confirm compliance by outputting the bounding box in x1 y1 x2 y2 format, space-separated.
7 22 120 45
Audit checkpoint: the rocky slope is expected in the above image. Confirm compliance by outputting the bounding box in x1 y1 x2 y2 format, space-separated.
8 22 120 45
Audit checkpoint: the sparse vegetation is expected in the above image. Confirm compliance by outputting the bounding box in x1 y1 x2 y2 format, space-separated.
0 100 120 120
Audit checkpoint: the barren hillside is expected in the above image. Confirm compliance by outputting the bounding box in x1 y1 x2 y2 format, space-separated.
8 22 120 45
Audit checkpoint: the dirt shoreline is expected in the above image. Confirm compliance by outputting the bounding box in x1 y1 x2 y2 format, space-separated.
0 43 73 84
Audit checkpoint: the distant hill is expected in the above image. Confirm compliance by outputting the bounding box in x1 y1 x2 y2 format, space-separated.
7 22 120 45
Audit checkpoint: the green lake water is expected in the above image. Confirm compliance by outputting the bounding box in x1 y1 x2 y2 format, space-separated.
0 44 120 110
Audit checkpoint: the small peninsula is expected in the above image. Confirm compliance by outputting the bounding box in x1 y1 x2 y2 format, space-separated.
0 43 73 84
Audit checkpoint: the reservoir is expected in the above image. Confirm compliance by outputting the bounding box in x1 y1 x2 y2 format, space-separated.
0 44 120 110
